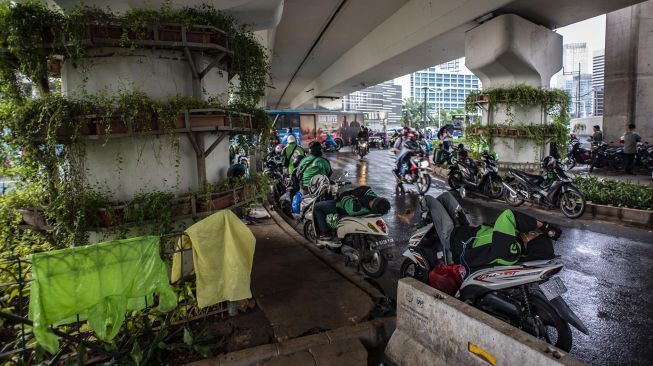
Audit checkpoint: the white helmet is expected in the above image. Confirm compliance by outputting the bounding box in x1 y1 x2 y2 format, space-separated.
308 175 330 196
287 135 296 144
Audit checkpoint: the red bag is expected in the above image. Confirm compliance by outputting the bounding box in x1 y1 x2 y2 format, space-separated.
428 264 467 296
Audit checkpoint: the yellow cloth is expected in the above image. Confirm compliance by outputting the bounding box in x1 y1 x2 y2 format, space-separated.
171 210 255 308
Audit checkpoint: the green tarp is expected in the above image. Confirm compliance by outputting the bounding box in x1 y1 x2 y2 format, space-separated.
28 236 177 353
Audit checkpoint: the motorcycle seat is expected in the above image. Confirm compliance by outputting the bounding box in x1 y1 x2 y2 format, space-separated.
511 169 544 185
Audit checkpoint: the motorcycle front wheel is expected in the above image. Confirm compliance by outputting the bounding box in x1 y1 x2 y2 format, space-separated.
527 295 573 352
504 181 525 207
303 221 316 242
559 187 586 218
483 176 504 199
399 258 417 278
448 172 463 190
361 250 387 278
415 174 432 195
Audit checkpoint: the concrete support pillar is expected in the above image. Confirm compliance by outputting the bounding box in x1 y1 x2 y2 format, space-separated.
604 0 653 144
465 14 562 165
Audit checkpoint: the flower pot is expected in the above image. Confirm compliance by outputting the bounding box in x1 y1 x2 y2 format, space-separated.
95 120 129 135
132 118 158 133
171 198 193 217
159 29 182 42
196 192 234 212
18 208 46 230
189 114 226 128
90 25 123 40
97 207 124 228
186 31 212 43
210 33 226 47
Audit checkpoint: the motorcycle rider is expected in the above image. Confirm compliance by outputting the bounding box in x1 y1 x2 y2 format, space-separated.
417 192 561 268
394 133 420 178
313 185 390 246
297 141 332 192
281 135 305 175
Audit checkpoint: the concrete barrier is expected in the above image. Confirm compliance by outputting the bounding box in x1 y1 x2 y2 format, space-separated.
384 278 587 366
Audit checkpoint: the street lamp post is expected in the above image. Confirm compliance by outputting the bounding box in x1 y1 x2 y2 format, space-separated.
421 86 454 130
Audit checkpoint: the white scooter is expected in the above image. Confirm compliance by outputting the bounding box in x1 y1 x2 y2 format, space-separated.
298 175 394 278
399 198 587 352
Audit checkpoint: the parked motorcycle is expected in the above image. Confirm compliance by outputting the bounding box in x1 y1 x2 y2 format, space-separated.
355 138 369 159
399 201 588 352
299 175 394 278
447 151 503 199
503 157 586 219
262 153 287 204
561 138 592 170
396 152 432 195
589 142 624 173
321 134 343 152
636 141 653 171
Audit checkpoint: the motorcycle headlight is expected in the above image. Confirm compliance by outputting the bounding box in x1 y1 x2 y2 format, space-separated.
361 142 367 147
420 160 429 168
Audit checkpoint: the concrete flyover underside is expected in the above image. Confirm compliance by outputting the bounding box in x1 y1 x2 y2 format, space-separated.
267 0 646 109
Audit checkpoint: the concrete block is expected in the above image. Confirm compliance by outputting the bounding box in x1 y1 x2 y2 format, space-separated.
620 207 653 226
385 278 587 366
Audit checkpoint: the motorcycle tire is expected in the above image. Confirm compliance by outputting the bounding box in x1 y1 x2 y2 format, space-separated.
559 187 586 219
448 172 463 190
361 249 387 278
483 176 504 199
303 221 316 242
334 138 343 151
528 295 573 352
504 181 525 207
416 174 432 195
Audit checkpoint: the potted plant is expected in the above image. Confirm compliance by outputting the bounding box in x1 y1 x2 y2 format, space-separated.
171 196 193 217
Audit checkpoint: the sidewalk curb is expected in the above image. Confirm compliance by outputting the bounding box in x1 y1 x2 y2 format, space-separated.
185 318 395 366
431 166 653 228
263 204 387 300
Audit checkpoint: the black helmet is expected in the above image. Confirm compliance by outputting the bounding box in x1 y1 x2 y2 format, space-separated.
371 197 390 215
541 156 557 170
309 141 322 156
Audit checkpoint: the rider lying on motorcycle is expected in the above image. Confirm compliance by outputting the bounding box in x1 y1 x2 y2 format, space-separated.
313 186 390 247
420 192 561 269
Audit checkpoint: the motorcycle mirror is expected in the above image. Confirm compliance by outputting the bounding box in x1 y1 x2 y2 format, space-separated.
459 187 466 198
344 171 350 177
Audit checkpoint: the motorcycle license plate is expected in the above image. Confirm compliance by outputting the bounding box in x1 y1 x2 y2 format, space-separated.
373 237 395 250
539 277 567 300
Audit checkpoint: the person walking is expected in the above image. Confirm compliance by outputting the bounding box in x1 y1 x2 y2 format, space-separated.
623 124 641 175
590 125 603 145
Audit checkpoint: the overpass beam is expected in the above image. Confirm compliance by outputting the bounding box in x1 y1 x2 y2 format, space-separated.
465 14 562 165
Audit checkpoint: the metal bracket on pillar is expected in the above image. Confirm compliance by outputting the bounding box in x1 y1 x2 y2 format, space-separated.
199 54 225 79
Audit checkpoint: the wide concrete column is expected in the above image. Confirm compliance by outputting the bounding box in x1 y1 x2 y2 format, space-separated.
465 14 562 165
604 0 653 144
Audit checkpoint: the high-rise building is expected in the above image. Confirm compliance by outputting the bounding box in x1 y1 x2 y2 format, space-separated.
563 43 589 74
341 80 402 125
565 73 594 118
592 49 605 116
408 58 481 119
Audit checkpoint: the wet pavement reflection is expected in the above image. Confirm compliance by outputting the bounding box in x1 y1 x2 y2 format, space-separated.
323 148 653 365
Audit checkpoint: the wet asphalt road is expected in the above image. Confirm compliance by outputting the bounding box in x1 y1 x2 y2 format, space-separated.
320 147 653 366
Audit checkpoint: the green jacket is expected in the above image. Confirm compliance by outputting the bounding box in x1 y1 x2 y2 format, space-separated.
282 143 305 174
298 154 332 187
336 186 378 216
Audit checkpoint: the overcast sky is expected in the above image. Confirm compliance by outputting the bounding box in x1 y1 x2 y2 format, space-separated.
554 14 606 55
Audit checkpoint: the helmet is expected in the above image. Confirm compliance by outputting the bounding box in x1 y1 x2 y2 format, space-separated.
309 141 322 156
308 175 330 196
274 144 284 154
370 197 390 215
427 264 466 296
287 135 296 144
541 156 557 170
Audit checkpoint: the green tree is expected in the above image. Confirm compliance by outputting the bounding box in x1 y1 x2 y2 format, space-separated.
401 98 435 128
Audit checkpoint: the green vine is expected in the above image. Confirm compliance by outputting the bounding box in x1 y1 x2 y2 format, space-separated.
465 85 570 158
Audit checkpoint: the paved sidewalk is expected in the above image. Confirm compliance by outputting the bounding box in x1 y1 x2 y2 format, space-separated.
187 207 394 365
569 166 652 185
